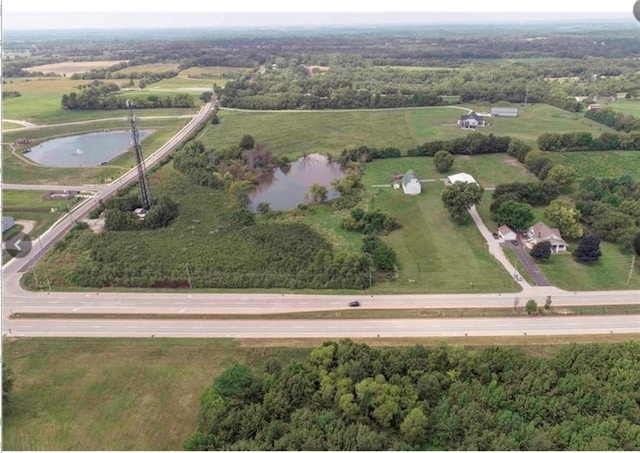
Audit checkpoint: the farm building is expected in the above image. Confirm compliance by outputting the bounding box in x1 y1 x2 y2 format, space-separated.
446 172 478 186
491 107 518 117
526 222 567 253
457 111 487 129
587 104 601 111
498 225 517 241
2 216 15 233
402 170 421 195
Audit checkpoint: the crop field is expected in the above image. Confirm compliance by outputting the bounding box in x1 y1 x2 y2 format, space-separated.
22 60 127 76
113 63 180 74
2 118 189 185
375 65 460 71
179 66 251 77
545 151 640 181
2 77 200 124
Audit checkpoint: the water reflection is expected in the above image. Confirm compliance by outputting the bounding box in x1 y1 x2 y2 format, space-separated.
249 153 346 211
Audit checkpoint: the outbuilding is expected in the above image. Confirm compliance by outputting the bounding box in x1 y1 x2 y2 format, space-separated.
498 225 517 241
1 216 15 233
402 170 421 195
491 107 518 117
446 172 478 186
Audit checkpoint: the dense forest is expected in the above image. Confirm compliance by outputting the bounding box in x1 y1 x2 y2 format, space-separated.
186 340 640 451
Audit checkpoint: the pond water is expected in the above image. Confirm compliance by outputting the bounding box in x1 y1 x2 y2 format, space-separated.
249 153 346 211
25 129 152 167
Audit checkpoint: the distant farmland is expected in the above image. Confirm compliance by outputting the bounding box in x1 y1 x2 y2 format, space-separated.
23 60 127 76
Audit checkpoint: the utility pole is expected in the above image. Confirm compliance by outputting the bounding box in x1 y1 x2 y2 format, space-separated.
627 255 636 285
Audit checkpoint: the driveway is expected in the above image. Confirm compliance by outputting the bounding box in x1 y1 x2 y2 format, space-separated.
504 241 551 286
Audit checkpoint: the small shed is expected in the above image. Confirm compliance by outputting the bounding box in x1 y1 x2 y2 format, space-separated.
498 225 517 241
491 107 518 117
402 170 421 195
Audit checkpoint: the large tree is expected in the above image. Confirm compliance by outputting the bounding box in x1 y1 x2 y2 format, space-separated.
546 164 576 188
573 234 603 263
493 199 534 231
308 183 328 204
433 150 455 173
530 241 552 260
441 182 484 224
544 199 584 238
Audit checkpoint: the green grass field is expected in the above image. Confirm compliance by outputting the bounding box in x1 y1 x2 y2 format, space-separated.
2 118 189 185
2 77 200 124
114 63 181 74
537 241 640 290
545 151 640 181
1 338 308 451
605 100 640 116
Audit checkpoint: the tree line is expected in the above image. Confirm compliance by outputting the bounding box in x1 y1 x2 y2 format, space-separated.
186 339 640 451
60 80 194 110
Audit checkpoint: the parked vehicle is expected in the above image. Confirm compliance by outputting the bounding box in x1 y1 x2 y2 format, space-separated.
348 300 360 307
511 240 519 246
492 232 499 239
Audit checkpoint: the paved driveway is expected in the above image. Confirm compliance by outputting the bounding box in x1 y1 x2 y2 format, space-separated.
505 241 551 286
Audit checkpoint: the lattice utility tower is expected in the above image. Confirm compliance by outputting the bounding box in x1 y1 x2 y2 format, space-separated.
126 99 152 212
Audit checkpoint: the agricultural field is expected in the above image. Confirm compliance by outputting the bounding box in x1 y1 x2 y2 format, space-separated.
22 60 127 76
113 62 180 75
2 117 189 185
178 66 251 78
545 151 640 181
2 77 200 124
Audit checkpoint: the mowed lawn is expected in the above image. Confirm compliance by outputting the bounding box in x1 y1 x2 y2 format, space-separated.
606 99 640 116
360 157 526 294
537 241 640 290
2 338 308 451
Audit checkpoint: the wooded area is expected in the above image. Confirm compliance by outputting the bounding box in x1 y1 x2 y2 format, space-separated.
187 340 640 450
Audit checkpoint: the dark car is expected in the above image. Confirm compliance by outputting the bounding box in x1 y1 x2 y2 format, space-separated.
348 300 360 307
492 232 499 239
511 240 519 246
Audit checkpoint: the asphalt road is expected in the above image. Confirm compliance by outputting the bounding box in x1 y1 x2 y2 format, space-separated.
7 315 640 338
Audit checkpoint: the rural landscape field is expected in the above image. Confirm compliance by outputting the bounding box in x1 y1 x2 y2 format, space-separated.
3 6 640 451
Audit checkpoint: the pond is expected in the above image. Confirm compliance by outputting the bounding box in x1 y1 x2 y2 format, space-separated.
249 153 346 211
24 129 152 167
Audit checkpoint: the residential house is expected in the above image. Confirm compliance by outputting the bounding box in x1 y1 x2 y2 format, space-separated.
402 170 421 195
457 111 486 129
526 221 567 253
498 225 517 241
491 107 518 117
446 172 478 186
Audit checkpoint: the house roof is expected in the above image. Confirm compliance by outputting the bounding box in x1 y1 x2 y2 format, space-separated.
498 225 515 235
447 172 478 185
530 222 566 245
402 170 418 186
459 111 484 122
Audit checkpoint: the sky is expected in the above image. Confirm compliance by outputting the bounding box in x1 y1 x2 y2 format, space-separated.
3 0 636 29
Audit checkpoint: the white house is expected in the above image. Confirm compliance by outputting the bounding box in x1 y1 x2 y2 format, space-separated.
402 170 421 195
457 111 487 129
498 225 517 241
526 221 567 253
446 172 478 186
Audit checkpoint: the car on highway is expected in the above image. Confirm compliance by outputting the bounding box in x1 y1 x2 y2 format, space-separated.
348 300 360 307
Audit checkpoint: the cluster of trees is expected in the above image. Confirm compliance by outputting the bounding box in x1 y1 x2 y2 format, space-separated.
490 181 560 213
103 193 179 231
340 208 401 235
335 146 401 166
60 80 194 110
573 176 640 252
538 130 640 152
408 132 511 157
508 142 576 192
186 340 640 451
362 236 397 272
584 107 640 133
2 90 21 98
441 182 485 224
